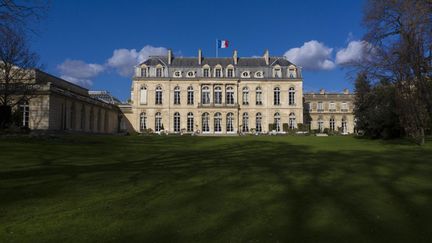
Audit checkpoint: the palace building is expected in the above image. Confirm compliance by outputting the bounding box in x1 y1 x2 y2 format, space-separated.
123 49 305 134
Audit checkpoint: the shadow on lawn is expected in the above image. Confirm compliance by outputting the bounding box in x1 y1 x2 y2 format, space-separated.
0 136 432 242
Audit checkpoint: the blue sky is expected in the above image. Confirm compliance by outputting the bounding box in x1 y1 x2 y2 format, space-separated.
31 0 366 101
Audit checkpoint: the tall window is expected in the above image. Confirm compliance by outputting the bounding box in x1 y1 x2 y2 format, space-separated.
317 102 324 112
289 113 296 129
80 105 85 130
187 86 194 105
140 112 147 131
203 68 210 77
19 101 29 128
140 86 147 105
187 112 194 132
156 67 162 77
155 86 163 105
214 86 222 104
318 118 324 132
329 118 335 131
242 112 249 132
242 87 249 105
215 68 222 77
342 118 348 134
97 109 101 132
274 112 281 132
256 87 262 105
70 103 76 130
174 86 180 105
274 87 280 105
256 113 262 133
201 86 210 104
227 113 234 132
288 87 295 105
202 112 210 132
89 108 94 131
227 68 234 77
329 102 336 111
155 112 162 132
174 112 180 132
214 112 222 133
226 86 234 104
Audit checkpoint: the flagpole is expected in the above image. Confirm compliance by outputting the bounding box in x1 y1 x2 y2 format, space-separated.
216 39 218 58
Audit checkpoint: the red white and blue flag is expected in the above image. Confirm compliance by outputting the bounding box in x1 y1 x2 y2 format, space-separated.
217 39 229 48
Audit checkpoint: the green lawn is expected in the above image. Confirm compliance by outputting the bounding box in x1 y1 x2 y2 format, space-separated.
1 135 432 242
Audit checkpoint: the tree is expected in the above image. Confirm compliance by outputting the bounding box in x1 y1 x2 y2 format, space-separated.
0 0 48 32
356 0 432 144
0 27 39 128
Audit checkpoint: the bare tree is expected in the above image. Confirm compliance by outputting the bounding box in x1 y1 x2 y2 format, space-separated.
0 27 39 127
358 0 432 144
0 0 48 32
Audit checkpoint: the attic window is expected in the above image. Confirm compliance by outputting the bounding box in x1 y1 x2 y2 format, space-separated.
187 71 195 77
255 71 263 78
241 71 250 78
174 71 181 77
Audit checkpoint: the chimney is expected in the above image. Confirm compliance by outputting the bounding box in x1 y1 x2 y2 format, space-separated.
343 88 350 94
168 49 173 65
319 89 326 94
263 49 269 65
198 49 202 65
233 49 238 65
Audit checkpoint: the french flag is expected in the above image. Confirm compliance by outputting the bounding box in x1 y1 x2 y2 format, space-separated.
217 39 229 49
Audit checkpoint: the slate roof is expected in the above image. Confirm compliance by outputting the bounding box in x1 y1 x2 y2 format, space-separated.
141 56 294 67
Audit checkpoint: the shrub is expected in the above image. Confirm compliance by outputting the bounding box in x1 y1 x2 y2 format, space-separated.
282 123 289 132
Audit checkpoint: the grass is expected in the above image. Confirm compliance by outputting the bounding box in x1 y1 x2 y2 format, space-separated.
0 135 432 242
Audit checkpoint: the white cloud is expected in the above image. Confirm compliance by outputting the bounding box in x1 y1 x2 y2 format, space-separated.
57 59 105 87
335 40 372 65
284 40 336 70
107 45 168 77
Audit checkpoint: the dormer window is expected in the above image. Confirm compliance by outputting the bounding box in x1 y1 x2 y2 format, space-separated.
273 65 282 78
174 71 182 78
141 68 147 77
289 68 296 78
187 71 195 78
202 65 211 77
241 71 250 78
215 68 222 78
254 71 263 78
156 67 163 77
226 65 234 78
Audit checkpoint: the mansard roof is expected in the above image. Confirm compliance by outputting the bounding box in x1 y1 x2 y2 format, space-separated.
140 56 294 67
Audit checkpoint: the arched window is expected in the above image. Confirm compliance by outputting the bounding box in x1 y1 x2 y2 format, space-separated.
256 113 262 133
139 86 147 105
214 112 222 133
274 112 281 132
342 117 348 134
174 112 180 132
155 86 163 105
214 65 222 77
202 65 210 77
201 86 210 104
140 112 147 131
273 65 282 78
226 65 234 77
329 117 335 131
80 105 85 130
227 113 234 133
256 87 263 105
226 86 234 104
242 112 249 132
274 87 280 105
174 86 181 105
214 86 222 104
70 102 76 130
289 112 296 129
155 112 162 132
202 112 210 132
242 87 249 105
187 112 194 132
288 87 295 105
187 86 194 105
19 101 29 128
